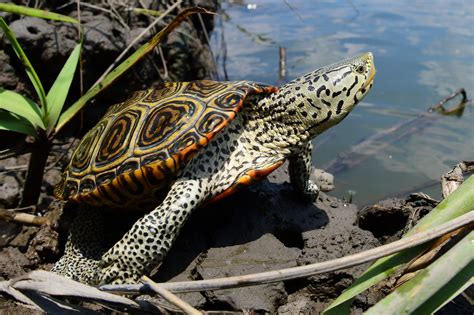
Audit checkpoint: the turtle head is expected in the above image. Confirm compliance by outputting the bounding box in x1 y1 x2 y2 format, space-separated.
285 52 375 137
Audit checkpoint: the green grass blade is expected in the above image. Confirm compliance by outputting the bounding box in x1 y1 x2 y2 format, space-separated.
45 42 81 132
0 3 78 23
0 88 45 130
0 17 47 110
55 7 212 133
133 8 164 17
323 175 474 314
0 110 37 136
364 231 474 315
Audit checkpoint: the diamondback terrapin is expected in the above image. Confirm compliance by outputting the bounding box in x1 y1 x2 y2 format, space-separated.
53 52 376 284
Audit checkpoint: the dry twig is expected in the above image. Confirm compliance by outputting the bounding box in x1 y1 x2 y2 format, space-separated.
395 161 474 287
324 88 471 175
92 0 184 86
0 208 51 226
100 211 474 294
141 276 202 315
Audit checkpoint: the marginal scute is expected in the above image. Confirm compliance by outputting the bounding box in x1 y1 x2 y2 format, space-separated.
55 80 277 207
184 80 227 98
71 121 107 173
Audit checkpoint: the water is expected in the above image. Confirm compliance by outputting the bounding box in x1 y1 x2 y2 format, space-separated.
213 0 474 206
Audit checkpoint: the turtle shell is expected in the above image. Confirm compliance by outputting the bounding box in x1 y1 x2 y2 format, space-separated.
55 80 277 208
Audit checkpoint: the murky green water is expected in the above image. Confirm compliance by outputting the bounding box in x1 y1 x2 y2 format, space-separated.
215 0 474 206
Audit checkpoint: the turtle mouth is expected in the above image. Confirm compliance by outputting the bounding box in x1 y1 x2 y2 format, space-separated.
363 66 376 89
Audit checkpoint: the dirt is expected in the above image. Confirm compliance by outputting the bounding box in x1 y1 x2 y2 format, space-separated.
0 145 435 313
0 1 468 314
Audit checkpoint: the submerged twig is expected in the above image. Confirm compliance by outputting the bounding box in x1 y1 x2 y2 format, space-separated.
283 0 304 21
428 88 467 115
279 46 287 82
101 211 474 294
197 12 219 80
219 8 228 80
324 88 471 175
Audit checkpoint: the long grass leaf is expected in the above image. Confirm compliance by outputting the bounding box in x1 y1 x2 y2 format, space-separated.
0 110 37 136
364 231 474 315
323 176 474 314
133 8 164 17
0 88 45 130
0 17 47 109
45 43 81 132
55 7 212 133
0 3 78 24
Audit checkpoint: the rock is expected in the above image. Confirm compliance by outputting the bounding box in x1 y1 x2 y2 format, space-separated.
0 50 21 90
298 194 380 299
0 247 31 280
311 168 334 192
0 222 21 248
43 168 63 195
26 225 60 263
0 173 20 208
277 295 319 314
195 234 299 312
8 226 39 250
9 17 56 52
357 193 436 241
152 165 381 311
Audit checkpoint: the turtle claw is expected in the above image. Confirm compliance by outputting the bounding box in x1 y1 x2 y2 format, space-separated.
98 255 142 284
301 180 319 202
98 262 141 285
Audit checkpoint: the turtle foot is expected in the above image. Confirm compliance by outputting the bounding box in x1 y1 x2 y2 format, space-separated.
301 180 320 203
98 254 143 284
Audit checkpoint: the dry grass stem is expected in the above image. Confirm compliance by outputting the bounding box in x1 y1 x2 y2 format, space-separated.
141 276 202 315
101 211 474 294
93 0 183 86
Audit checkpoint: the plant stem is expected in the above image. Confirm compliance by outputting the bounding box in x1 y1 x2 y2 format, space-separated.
19 133 51 207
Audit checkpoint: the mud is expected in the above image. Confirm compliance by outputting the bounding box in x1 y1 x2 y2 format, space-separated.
0 139 421 313
0 1 465 313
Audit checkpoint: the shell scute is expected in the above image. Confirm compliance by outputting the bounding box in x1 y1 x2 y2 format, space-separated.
56 80 276 207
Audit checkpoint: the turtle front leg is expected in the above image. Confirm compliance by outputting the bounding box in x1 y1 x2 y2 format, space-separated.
288 141 319 202
98 179 207 284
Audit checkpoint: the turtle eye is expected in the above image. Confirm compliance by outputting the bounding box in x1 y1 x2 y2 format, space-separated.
355 64 365 74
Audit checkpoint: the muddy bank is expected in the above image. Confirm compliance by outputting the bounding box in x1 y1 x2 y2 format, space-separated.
0 139 440 313
0 2 468 313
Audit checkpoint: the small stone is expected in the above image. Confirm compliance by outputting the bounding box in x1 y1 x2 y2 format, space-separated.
311 168 335 192
9 226 39 250
0 173 20 208
0 247 31 280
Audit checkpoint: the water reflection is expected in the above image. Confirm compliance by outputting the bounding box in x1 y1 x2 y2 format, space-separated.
217 0 474 205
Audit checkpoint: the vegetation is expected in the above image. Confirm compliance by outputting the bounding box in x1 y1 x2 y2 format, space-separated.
0 3 209 206
0 2 471 313
325 174 474 314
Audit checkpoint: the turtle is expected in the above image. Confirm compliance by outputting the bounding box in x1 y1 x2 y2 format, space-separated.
52 52 376 285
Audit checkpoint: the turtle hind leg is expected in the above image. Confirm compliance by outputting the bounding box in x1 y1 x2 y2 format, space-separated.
98 179 207 284
289 141 319 202
51 206 105 284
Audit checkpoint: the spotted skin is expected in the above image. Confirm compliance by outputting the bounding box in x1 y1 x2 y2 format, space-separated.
51 207 102 284
53 52 376 284
289 141 319 202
